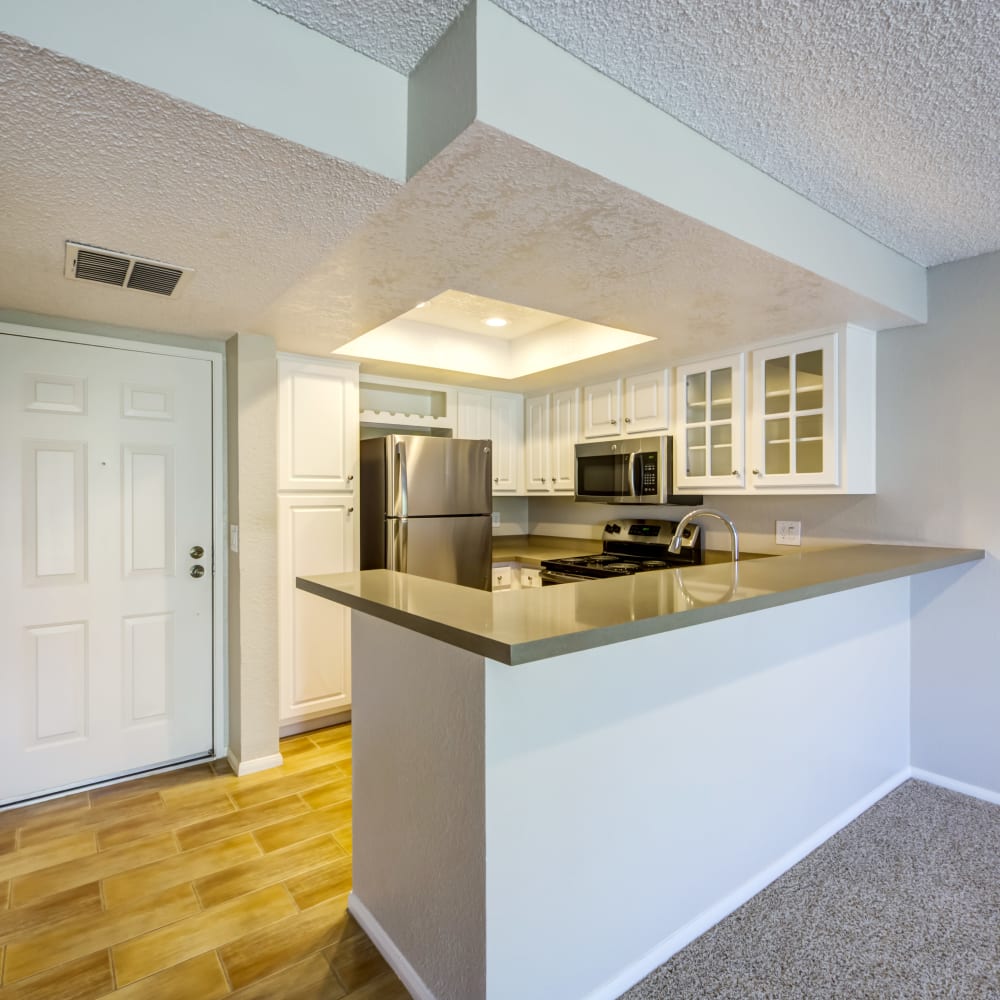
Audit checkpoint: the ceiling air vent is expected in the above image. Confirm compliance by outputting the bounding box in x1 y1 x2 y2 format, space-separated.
64 242 193 297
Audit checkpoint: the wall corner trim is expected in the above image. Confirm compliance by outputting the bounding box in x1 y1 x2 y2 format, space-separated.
348 891 438 1000
226 750 283 777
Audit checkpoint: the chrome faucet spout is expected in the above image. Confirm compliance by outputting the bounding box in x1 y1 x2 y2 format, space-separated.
668 507 740 562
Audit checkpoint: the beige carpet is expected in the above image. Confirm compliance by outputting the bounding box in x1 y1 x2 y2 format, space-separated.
620 780 1000 1000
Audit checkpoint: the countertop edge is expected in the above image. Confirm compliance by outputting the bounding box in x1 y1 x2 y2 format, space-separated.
299 545 985 666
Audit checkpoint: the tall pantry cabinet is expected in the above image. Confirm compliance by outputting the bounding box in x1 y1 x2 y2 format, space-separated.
276 356 359 733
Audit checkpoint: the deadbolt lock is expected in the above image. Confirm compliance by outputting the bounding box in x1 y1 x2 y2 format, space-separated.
189 545 205 559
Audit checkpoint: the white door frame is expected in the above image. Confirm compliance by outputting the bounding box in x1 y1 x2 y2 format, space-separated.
0 320 228 767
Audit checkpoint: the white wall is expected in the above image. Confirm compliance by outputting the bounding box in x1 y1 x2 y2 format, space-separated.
528 249 1000 796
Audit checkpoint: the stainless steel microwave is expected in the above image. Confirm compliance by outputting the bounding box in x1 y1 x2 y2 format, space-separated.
574 435 702 505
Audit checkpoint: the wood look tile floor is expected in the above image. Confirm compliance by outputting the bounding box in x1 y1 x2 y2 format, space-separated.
0 724 409 999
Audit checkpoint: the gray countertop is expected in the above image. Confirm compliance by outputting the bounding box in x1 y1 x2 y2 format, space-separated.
298 543 983 665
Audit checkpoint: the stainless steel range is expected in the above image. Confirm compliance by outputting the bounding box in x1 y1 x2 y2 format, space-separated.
539 519 704 585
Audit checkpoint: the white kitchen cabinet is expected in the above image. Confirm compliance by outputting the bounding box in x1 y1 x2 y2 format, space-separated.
277 495 354 724
277 355 359 730
674 354 745 490
623 369 669 434
749 332 839 489
456 389 523 494
526 389 579 493
673 326 875 495
582 378 622 437
278 358 359 492
456 388 493 440
490 392 523 493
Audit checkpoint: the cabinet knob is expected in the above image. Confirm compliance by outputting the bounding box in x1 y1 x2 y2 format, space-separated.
346 474 354 482
348 506 354 513
624 417 631 424
752 468 761 476
732 470 739 477
610 418 617 425
551 477 556 483
494 477 499 483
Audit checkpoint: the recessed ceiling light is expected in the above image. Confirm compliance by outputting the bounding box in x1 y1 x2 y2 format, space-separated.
484 316 509 328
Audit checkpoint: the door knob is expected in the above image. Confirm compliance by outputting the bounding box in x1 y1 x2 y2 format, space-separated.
189 545 204 559
190 565 205 578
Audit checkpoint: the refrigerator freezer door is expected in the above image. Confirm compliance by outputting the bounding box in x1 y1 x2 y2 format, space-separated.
386 515 492 590
389 436 492 516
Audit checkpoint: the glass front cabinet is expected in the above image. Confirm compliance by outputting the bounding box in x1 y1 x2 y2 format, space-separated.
675 354 745 490
749 333 838 488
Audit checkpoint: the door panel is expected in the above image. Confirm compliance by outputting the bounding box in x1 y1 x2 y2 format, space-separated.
0 333 215 805
387 515 491 590
391 436 492 516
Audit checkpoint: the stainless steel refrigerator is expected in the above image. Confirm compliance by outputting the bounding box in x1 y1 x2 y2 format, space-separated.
360 435 493 591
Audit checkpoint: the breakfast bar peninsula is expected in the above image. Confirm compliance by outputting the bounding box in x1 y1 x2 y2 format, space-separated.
299 543 981 1000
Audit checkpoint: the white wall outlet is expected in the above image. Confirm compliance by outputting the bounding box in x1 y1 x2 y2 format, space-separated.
230 524 239 553
492 511 501 527
776 520 802 546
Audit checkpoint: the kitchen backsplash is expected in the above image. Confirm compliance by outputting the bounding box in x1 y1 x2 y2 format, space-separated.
527 493 882 552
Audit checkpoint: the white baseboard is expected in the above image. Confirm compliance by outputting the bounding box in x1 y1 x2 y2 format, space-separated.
226 749 283 777
909 766 1000 806
348 891 437 1000
586 768 911 1000
278 710 351 739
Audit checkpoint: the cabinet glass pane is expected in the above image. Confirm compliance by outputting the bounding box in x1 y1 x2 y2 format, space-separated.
796 349 823 410
796 415 824 474
764 356 790 414
709 367 732 420
687 426 706 477
710 424 733 476
686 372 706 423
764 417 790 474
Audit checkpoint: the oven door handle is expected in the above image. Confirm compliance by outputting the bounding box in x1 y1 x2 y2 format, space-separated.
539 569 589 585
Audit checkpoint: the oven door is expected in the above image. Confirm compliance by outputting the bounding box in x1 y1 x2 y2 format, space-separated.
539 568 591 586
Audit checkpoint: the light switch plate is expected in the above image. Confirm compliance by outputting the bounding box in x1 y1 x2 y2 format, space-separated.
776 520 802 546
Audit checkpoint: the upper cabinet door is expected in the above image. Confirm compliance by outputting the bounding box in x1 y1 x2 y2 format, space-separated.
491 392 523 493
582 379 622 438
456 389 493 440
550 388 579 492
278 357 359 493
623 370 669 434
524 394 551 492
749 334 838 488
675 354 745 491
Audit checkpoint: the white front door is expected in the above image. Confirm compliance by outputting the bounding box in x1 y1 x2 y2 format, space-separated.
0 333 215 805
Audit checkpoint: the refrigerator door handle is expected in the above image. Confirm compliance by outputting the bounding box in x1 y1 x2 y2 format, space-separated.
395 441 409 518
398 518 408 573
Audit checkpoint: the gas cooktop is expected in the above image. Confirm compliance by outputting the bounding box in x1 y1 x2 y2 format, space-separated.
539 519 703 583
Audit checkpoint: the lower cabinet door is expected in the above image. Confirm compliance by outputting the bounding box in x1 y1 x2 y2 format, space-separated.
278 494 355 724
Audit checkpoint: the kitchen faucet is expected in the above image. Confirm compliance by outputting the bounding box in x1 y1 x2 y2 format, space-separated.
668 508 740 562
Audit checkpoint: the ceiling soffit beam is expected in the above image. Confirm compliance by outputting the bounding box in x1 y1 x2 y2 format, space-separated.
476 2 927 324
408 1 927 325
0 0 408 182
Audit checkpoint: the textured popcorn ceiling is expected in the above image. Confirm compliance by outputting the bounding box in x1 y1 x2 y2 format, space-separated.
0 34 400 338
256 0 1000 267
260 122 905 391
